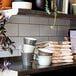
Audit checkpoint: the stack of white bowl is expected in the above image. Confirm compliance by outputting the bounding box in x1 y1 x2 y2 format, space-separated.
12 0 32 9
37 48 53 66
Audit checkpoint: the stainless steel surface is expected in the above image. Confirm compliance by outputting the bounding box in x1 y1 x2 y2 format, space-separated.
21 53 33 66
24 37 37 46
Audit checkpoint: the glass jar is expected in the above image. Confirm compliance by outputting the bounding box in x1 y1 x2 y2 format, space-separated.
32 0 45 11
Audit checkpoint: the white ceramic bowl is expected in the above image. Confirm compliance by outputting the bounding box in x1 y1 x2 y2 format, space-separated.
38 56 52 66
12 2 32 9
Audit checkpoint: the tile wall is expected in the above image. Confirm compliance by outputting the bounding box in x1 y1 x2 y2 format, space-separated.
4 15 70 57
5 15 70 49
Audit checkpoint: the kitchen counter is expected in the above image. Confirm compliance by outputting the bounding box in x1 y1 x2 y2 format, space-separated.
9 61 76 76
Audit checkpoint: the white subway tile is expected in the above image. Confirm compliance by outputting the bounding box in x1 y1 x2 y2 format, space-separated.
5 23 18 36
48 37 64 41
49 18 70 26
19 24 40 36
56 25 70 36
10 15 30 23
40 25 57 36
30 16 49 25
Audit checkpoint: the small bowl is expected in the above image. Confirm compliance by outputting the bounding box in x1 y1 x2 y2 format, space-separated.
38 48 53 56
38 55 52 66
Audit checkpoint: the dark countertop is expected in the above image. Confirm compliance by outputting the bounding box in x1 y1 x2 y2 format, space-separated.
9 61 76 75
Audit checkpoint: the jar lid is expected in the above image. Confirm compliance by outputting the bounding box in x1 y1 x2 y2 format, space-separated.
38 48 53 53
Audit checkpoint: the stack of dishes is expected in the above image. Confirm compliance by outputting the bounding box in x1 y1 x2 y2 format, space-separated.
12 0 32 9
37 48 53 66
52 41 73 63
35 38 73 64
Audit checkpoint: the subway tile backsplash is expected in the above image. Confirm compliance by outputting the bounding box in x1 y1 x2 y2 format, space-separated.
9 15 30 24
6 15 71 50
56 25 70 36
48 37 64 41
49 18 70 26
19 24 40 36
40 25 57 36
30 16 49 25
9 37 19 49
5 23 19 36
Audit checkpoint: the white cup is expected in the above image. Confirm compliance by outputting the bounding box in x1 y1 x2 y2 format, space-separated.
38 56 52 66
23 37 37 53
23 44 35 53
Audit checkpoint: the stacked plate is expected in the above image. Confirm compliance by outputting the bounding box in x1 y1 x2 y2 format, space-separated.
12 0 32 9
52 41 73 63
